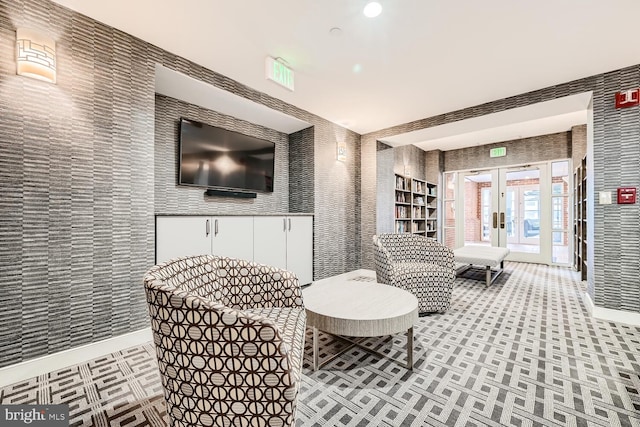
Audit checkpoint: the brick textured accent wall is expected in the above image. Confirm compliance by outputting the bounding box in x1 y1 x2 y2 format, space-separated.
0 0 157 368
465 181 481 241
289 126 314 214
571 124 587 167
444 131 571 172
0 0 361 368
154 95 290 214
376 142 395 234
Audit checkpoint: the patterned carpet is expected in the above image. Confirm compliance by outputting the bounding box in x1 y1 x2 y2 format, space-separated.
1 263 639 426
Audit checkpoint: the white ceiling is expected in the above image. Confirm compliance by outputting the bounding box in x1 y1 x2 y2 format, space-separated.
381 92 591 150
51 0 639 138
155 65 311 134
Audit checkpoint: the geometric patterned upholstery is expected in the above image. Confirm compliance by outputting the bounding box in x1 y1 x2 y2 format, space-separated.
373 234 456 313
143 255 306 427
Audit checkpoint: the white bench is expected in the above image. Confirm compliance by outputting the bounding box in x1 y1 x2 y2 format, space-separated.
453 246 510 286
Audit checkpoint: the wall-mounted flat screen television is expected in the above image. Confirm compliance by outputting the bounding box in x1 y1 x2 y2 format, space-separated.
179 118 275 193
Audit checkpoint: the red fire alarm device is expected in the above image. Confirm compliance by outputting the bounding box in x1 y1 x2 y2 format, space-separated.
615 89 640 108
617 187 637 204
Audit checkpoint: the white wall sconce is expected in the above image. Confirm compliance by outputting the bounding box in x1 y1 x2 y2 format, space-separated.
16 28 56 83
337 141 347 162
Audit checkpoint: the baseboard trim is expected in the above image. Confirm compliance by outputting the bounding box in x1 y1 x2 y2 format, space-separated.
584 292 640 327
0 327 152 389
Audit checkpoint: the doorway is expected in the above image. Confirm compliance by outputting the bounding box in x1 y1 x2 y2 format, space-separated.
443 160 571 265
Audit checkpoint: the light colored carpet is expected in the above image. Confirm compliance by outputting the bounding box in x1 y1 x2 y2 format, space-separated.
1 263 639 426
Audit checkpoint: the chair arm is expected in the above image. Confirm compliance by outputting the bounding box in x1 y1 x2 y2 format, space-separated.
215 257 304 310
372 235 395 285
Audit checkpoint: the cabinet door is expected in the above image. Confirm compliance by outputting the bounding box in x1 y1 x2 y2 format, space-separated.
253 216 287 270
212 216 254 261
156 216 212 264
286 216 313 284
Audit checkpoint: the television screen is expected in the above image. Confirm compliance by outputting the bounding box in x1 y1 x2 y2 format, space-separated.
179 118 275 193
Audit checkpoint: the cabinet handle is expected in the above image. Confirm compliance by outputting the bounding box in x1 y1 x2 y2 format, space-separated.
215 219 219 236
288 218 291 231
206 219 210 236
283 218 286 232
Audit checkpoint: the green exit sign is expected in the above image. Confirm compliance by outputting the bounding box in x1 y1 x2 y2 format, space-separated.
490 147 506 158
265 57 294 91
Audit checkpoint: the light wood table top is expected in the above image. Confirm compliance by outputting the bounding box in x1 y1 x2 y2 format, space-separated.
303 280 419 337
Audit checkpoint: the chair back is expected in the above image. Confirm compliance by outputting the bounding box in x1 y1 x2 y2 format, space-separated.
143 255 302 427
374 233 435 262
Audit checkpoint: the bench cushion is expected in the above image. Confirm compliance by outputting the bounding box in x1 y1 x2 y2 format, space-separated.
453 246 510 268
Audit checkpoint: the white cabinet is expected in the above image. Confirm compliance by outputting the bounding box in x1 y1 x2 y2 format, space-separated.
155 216 253 264
254 216 313 284
285 216 313 284
211 216 254 260
156 216 211 263
253 217 288 270
156 215 313 284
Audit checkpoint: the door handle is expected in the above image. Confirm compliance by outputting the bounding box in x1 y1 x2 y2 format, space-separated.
283 218 287 232
492 212 498 229
214 219 219 236
288 218 291 231
206 219 210 236
500 212 505 229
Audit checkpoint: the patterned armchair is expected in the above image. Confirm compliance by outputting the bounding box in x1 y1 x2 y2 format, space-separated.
143 255 306 427
373 234 456 313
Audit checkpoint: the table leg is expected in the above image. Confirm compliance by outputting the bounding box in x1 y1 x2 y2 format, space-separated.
313 327 319 372
407 327 414 370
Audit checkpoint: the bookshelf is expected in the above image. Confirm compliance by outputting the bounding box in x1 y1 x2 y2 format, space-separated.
425 181 438 240
395 174 438 239
394 174 412 233
573 155 587 281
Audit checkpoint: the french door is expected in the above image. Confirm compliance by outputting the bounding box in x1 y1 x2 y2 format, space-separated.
444 161 571 265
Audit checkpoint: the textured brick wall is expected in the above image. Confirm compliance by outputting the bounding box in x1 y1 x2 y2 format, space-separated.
444 132 571 172
571 124 587 168
465 181 481 241
154 95 290 214
0 0 361 368
0 0 157 367
289 126 314 214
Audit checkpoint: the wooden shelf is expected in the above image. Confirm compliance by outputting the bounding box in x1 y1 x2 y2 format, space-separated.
573 155 587 281
394 174 438 239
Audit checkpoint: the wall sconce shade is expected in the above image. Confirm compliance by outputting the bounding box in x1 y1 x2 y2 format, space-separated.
337 141 347 162
16 28 56 83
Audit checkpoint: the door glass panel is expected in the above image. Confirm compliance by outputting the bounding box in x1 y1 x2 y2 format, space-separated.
552 231 569 264
505 189 516 242
444 172 456 199
552 197 566 230
551 160 570 265
505 169 540 254
464 173 491 246
481 188 491 241
444 227 456 249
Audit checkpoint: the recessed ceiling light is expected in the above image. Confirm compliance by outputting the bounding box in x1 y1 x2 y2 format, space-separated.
363 2 382 18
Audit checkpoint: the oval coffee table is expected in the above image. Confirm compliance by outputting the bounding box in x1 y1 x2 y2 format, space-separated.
303 279 419 371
